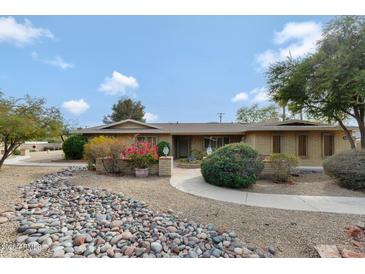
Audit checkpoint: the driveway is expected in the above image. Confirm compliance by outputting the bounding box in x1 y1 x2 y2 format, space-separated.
4 151 87 167
170 167 365 215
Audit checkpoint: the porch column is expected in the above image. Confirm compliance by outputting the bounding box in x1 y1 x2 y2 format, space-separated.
159 156 173 177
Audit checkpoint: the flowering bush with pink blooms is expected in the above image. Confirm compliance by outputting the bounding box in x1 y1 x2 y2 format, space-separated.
126 142 159 169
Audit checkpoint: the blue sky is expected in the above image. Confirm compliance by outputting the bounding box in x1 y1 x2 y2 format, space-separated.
0 16 333 127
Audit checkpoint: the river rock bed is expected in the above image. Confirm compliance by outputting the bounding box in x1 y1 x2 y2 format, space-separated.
13 168 273 258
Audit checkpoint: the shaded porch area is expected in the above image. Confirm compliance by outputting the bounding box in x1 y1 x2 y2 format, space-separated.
172 135 243 159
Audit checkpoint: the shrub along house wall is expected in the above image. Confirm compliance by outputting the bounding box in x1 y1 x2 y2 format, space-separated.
95 158 159 176
96 158 159 175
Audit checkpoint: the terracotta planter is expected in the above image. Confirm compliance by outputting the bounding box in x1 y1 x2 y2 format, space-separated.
135 168 149 177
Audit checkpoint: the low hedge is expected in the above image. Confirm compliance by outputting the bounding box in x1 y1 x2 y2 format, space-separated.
323 150 365 190
201 143 264 188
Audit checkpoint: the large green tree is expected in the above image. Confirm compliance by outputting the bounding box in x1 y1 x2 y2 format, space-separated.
0 93 64 169
267 16 365 149
236 103 279 123
103 98 146 124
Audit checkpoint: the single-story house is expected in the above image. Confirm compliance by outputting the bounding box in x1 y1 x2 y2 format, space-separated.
76 118 355 166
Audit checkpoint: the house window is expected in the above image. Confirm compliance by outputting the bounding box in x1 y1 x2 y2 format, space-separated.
136 136 157 145
323 135 334 157
204 136 229 151
272 135 281 153
298 135 308 157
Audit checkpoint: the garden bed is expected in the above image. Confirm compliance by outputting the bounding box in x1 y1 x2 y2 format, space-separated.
95 158 159 176
175 159 201 169
245 173 365 197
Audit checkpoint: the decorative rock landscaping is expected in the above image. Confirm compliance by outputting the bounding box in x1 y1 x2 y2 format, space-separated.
315 222 365 258
11 167 273 258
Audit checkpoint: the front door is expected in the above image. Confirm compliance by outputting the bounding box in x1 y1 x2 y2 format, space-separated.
177 136 190 158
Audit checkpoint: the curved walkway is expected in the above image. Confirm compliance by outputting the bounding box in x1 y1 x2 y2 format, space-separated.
170 168 365 215
4 155 87 167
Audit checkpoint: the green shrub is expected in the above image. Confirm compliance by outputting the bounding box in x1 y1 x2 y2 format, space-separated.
191 149 205 160
13 149 21 155
268 153 298 182
323 150 365 190
83 136 126 170
62 135 87 160
157 141 170 156
201 143 264 188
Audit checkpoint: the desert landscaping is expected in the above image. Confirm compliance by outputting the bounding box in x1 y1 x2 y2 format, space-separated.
0 153 364 258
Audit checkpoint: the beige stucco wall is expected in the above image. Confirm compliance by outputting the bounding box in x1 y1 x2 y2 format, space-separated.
244 130 351 166
84 130 351 166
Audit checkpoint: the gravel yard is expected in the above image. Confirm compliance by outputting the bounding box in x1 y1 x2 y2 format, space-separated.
11 168 272 258
1 166 364 258
70 170 365 258
247 172 365 197
0 166 61 257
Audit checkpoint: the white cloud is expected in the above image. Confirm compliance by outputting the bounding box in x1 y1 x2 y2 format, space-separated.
231 92 249 102
32 52 74 70
0 17 54 47
250 87 270 103
99 71 139 95
256 50 276 70
232 87 270 104
256 21 322 69
144 112 158 122
62 99 90 115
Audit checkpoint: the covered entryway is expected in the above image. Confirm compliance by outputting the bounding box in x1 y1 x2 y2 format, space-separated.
173 136 191 158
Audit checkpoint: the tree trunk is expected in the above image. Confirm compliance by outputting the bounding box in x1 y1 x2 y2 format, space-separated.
360 108 365 150
336 118 356 150
282 106 286 121
0 143 21 170
353 107 365 150
359 123 365 150
0 152 9 170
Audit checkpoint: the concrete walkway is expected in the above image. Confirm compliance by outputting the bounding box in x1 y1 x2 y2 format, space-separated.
170 168 365 215
4 155 87 167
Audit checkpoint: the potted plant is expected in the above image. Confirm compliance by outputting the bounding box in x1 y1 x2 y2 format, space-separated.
126 142 158 177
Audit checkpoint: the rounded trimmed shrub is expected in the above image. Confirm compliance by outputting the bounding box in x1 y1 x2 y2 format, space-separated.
323 150 365 190
201 143 264 188
157 141 170 156
62 134 87 160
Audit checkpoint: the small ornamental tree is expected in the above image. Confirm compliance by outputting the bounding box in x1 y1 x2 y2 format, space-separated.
126 142 158 169
0 93 63 169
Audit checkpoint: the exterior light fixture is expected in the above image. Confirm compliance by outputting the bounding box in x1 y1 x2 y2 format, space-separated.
163 145 169 156
206 145 213 155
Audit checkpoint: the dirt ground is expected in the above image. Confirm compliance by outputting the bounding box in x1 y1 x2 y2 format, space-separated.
246 172 365 197
0 165 61 257
69 170 365 258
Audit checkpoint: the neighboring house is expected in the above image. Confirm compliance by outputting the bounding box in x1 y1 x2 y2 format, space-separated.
76 119 355 166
